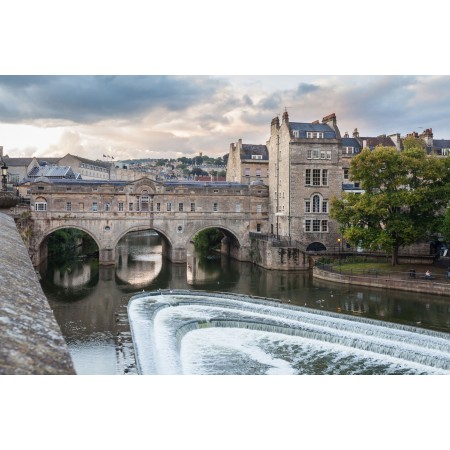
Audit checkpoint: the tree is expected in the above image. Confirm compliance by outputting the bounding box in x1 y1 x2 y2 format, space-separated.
440 205 450 243
192 228 223 253
330 144 449 265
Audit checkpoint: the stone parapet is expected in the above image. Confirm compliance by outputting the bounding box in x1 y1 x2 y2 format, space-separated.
0 213 75 374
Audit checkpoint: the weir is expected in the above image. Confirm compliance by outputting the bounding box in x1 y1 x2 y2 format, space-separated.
128 290 450 375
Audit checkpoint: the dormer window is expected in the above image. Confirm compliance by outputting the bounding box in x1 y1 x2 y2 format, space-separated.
293 130 299 138
307 132 324 139
251 155 262 160
343 146 354 155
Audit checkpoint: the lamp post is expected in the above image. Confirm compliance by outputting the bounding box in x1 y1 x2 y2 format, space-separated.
337 237 341 261
1 162 8 191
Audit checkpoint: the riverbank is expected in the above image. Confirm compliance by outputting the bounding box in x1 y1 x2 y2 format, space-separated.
313 263 450 297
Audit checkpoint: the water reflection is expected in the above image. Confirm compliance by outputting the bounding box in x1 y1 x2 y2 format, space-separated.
40 231 450 375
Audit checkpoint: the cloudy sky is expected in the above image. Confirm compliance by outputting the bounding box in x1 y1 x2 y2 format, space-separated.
2 75 450 161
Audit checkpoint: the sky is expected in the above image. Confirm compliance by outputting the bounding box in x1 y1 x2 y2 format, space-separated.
2 74 450 162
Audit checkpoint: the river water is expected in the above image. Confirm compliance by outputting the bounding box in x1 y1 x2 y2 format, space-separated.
39 230 450 375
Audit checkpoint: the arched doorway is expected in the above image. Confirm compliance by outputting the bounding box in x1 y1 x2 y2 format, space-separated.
306 242 327 252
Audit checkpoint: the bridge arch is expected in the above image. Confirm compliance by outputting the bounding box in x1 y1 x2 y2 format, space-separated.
37 224 101 253
189 224 243 259
33 224 101 267
114 225 174 250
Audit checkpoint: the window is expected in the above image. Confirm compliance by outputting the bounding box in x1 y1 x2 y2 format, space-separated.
92 202 98 212
244 168 250 177
105 202 111 212
343 168 349 180
313 169 321 186
251 154 262 159
304 219 328 233
178 203 184 212
293 130 299 138
305 200 311 213
322 201 328 213
305 169 311 185
305 169 328 186
307 132 324 139
66 202 72 211
307 149 331 159
156 202 161 212
35 202 47 211
343 146 354 154
256 223 261 232
256 204 262 213
236 204 241 212
190 202 195 212
256 168 261 177
213 203 218 212
118 202 124 212
312 195 320 212
167 202 172 212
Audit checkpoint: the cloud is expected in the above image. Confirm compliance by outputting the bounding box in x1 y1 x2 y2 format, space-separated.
0 75 227 124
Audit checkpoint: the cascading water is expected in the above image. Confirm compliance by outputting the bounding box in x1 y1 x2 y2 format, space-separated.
127 290 450 375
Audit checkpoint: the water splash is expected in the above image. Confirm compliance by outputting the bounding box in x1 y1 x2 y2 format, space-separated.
128 290 450 375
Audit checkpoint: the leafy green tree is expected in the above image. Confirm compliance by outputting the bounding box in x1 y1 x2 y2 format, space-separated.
440 205 450 243
192 228 224 253
331 144 449 265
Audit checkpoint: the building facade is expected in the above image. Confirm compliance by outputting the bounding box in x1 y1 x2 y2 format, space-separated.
226 139 269 184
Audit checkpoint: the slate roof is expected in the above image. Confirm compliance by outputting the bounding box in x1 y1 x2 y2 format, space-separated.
241 144 268 160
433 139 450 149
361 136 396 148
341 138 361 149
2 157 34 166
38 158 61 165
71 154 111 168
290 122 336 139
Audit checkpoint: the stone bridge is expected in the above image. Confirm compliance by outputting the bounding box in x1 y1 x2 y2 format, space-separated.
25 177 269 266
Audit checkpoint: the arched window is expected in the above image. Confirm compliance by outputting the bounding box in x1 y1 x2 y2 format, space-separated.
305 194 328 214
34 196 47 211
312 194 320 212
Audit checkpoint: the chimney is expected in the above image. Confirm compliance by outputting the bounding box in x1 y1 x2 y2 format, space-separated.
0 145 3 157
282 110 289 124
271 116 280 134
322 113 341 139
344 131 349 138
312 120 320 124
420 128 433 147
353 128 359 138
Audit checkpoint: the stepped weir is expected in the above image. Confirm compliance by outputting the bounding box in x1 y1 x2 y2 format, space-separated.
128 290 450 375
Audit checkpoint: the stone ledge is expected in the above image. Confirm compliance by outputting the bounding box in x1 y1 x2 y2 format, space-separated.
0 213 75 374
313 266 450 297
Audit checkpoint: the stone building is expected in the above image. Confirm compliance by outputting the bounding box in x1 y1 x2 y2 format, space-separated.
226 139 269 184
266 111 345 251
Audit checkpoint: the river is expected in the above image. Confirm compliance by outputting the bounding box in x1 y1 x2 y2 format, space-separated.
39 230 450 374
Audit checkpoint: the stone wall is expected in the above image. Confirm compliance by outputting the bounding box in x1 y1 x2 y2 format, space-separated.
250 239 309 271
313 266 450 297
0 213 75 374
